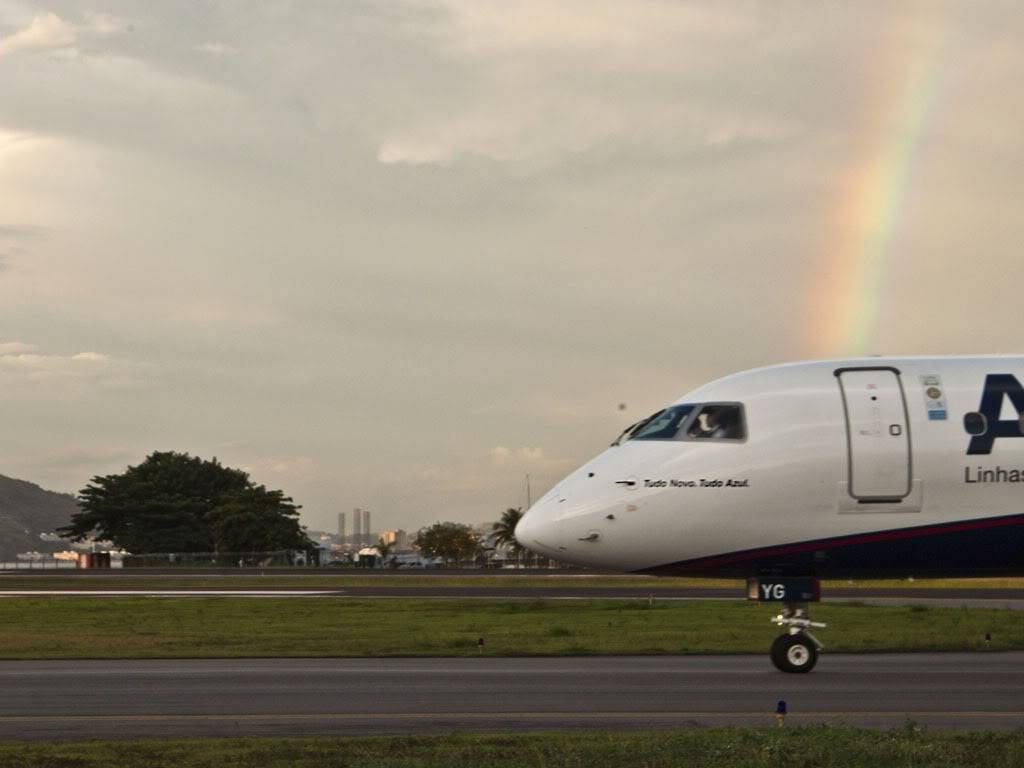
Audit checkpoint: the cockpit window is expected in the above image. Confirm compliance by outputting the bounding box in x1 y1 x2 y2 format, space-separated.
628 405 695 441
621 402 747 443
687 403 746 440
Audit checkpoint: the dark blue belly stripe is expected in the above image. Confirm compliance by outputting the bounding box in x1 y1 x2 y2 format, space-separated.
639 513 1024 579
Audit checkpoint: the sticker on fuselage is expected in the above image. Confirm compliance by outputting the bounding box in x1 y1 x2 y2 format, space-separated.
643 478 750 488
920 374 948 421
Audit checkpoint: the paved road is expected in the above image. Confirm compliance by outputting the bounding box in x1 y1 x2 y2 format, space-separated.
1 654 1022 740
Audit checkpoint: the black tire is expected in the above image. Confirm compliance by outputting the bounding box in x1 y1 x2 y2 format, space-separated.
770 633 818 673
769 634 787 668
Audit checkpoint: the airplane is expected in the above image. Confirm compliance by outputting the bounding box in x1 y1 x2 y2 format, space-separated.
514 356 1024 672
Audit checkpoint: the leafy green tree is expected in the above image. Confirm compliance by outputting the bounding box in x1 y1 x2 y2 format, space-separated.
58 451 312 554
206 486 310 555
414 522 479 566
492 507 526 566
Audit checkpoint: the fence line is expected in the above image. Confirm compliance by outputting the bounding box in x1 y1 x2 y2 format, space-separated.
0 561 77 570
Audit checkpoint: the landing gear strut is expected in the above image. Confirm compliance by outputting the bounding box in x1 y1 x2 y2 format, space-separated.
747 577 825 673
770 604 825 673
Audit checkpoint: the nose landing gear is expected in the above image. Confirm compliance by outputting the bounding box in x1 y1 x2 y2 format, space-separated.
770 605 826 673
746 577 824 673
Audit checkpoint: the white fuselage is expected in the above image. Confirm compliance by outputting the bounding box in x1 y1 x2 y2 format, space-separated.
514 356 1024 578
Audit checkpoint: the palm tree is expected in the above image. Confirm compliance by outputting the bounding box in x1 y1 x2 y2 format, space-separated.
376 536 395 566
492 507 525 568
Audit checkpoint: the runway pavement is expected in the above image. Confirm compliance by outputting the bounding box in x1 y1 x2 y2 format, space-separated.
0 653 1022 739
1 585 1022 609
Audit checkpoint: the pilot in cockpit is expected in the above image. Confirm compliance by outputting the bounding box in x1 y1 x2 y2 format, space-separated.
690 407 736 439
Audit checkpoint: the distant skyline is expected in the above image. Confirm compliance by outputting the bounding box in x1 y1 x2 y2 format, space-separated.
3 2 1024 533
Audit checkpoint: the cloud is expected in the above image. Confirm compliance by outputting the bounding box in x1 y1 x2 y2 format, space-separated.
376 0 800 168
83 13 130 37
194 42 237 56
0 350 108 373
409 0 744 57
0 341 37 355
170 300 285 329
42 447 137 470
489 445 569 471
0 10 131 59
516 446 546 463
415 446 572 491
488 446 510 462
0 13 76 57
240 455 320 487
0 341 139 392
0 223 46 273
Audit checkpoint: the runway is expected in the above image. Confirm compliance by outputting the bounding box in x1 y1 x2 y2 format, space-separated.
2 570 1022 607
1 654 1022 739
1 586 1022 609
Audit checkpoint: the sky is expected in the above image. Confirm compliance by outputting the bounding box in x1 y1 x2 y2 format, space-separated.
2 1 1024 534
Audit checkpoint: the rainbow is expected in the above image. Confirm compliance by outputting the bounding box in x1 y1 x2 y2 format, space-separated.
813 21 949 356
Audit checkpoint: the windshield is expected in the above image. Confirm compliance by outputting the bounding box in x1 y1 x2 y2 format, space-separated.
628 405 695 441
687 403 746 440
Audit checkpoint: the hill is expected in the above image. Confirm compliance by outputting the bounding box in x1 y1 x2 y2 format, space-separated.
0 475 80 561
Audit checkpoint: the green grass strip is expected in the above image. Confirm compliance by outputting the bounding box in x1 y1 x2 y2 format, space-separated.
1 727 1024 768
0 598 1021 658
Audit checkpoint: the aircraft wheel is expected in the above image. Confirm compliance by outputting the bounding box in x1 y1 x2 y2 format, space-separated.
770 633 817 673
769 634 787 669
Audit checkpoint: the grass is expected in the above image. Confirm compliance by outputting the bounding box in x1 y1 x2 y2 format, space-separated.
0 573 1022 591
1 728 1024 768
0 598 1020 658
0 573 742 590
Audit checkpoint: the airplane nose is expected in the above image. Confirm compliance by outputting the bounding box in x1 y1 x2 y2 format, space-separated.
515 502 562 555
513 510 535 549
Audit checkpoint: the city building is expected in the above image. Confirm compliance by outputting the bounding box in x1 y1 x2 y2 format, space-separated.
381 529 411 551
353 507 362 546
362 509 371 546
337 512 346 543
394 529 410 550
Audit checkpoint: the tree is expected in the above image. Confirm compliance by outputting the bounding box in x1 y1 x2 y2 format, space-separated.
492 507 525 567
58 451 313 555
206 486 310 555
414 522 479 566
375 536 395 564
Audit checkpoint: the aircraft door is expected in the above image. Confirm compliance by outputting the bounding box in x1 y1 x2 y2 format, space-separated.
837 368 912 500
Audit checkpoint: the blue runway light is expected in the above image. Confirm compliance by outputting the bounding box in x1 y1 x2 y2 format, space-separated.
775 699 787 727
